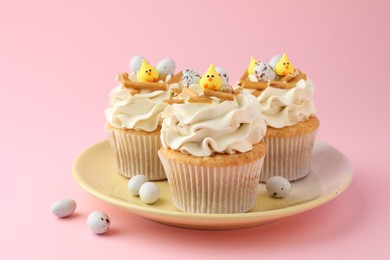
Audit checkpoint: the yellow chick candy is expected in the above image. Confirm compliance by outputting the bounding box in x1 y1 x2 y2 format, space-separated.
199 64 223 91
138 59 159 82
247 56 259 75
275 53 295 76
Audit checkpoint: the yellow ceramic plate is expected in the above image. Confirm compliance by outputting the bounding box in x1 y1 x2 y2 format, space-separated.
72 140 352 229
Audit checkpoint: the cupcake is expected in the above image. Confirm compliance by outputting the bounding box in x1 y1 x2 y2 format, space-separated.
105 56 179 180
158 64 267 214
240 54 319 181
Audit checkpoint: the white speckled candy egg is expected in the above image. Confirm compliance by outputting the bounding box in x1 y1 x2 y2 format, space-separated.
129 55 147 73
139 182 160 204
51 198 77 218
87 211 110 234
181 68 201 87
156 58 176 75
215 67 229 86
127 174 149 196
254 62 276 81
266 176 292 198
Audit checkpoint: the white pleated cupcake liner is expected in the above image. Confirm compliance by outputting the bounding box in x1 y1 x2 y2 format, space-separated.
260 130 317 182
158 151 265 214
106 125 166 180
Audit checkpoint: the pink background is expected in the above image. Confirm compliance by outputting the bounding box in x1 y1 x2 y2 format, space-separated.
1 0 389 259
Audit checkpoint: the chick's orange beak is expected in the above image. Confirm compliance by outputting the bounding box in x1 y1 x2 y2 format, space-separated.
285 66 289 70
148 72 151 76
208 77 212 82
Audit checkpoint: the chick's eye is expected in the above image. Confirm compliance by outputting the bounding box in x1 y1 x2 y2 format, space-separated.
145 70 148 73
149 69 152 72
212 75 214 77
283 63 286 65
207 75 209 77
287 62 290 65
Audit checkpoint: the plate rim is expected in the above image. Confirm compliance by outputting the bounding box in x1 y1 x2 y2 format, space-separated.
72 140 353 227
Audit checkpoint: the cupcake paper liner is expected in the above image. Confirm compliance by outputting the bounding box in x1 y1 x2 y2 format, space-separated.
106 125 166 180
260 130 317 182
158 151 265 214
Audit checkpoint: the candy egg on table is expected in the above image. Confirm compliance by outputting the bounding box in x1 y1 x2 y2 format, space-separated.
51 198 77 218
87 211 110 234
266 176 292 198
127 174 149 196
129 55 147 73
215 67 229 86
156 58 176 76
181 68 201 87
254 62 276 81
139 182 160 204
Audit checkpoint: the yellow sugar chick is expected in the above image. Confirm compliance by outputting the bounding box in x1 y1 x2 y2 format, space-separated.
138 59 159 82
199 64 223 91
247 56 259 75
275 53 295 76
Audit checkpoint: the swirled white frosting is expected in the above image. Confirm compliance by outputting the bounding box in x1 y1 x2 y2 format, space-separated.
161 91 266 157
255 77 317 128
105 86 171 131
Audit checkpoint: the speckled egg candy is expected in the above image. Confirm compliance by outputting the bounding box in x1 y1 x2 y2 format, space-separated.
266 176 292 198
87 211 110 234
181 68 201 87
51 198 77 218
254 62 276 81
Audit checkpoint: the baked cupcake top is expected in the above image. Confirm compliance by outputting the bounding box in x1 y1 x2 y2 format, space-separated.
105 56 179 132
239 53 317 128
161 64 266 157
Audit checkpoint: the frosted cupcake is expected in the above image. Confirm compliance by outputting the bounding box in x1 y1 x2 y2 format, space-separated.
240 54 319 181
105 56 179 180
158 64 267 214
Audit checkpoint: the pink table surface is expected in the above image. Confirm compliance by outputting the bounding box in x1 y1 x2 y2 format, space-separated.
1 0 389 259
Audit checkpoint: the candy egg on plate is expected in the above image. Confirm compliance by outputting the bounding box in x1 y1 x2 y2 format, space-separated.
139 182 160 204
266 176 292 198
128 174 149 196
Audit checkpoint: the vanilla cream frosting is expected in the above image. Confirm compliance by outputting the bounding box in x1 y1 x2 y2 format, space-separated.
105 86 171 131
255 77 317 128
161 91 266 157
